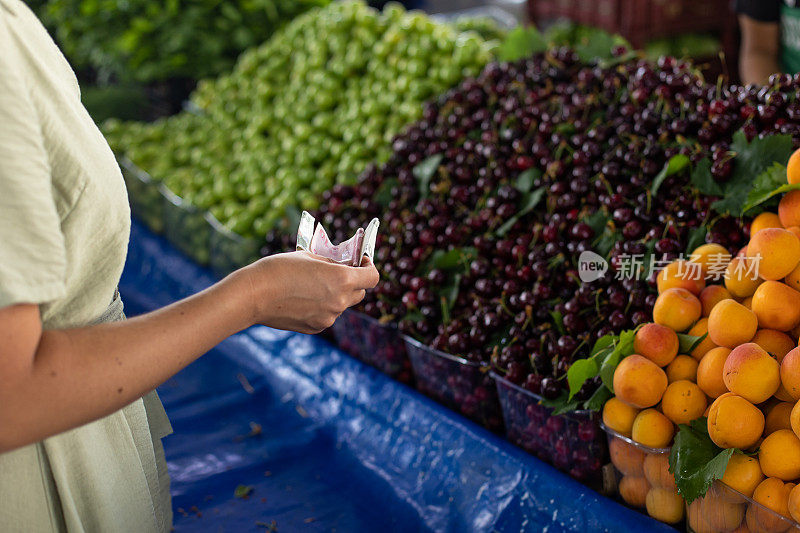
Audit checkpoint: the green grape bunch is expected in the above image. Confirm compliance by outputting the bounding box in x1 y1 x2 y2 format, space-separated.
104 1 498 238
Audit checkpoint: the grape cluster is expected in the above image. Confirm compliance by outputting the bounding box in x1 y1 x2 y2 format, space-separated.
103 1 499 237
313 53 800 401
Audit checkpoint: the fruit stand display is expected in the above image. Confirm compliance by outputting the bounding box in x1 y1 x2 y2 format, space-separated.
101 0 800 529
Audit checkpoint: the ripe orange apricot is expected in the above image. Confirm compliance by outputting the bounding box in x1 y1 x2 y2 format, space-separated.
751 281 800 332
690 243 733 280
723 453 765 498
657 260 705 295
643 452 677 491
751 212 784 235
688 499 716 533
784 260 800 292
631 409 674 448
749 477 794 532
609 437 645 477
619 475 649 508
779 189 800 228
765 402 795 435
697 491 746 532
787 148 800 185
723 343 781 404
697 346 733 398
775 383 795 403
688 318 717 360
759 430 800 481
700 284 734 317
708 393 765 450
752 329 796 363
748 228 800 281
661 380 707 426
789 483 800 523
645 487 684 524
666 355 699 383
602 397 640 437
708 299 759 348
653 287 702 332
725 256 764 298
781 348 800 401
633 323 679 367
791 401 800 440
613 355 668 409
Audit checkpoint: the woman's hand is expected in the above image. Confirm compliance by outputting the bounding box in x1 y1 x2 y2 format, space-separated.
239 251 379 334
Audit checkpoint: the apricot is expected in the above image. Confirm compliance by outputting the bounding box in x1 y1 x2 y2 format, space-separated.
752 281 800 332
688 499 716 533
645 487 684 524
661 380 707 426
784 261 800 292
752 212 784 235
657 259 706 295
708 393 765 449
701 284 734 316
748 228 800 281
613 355 668 409
779 189 800 228
788 484 800 523
775 383 795 403
633 323 679 367
666 355 699 383
723 453 765 498
691 243 733 279
744 296 755 309
619 475 648 508
653 287 702 333
631 409 674 448
753 330 796 363
781 348 800 401
765 402 795 435
698 346 733 399
708 299 758 348
609 437 645 477
759 430 800 481
725 256 765 298
749 478 794 533
689 318 718 360
788 148 800 185
698 491 746 532
786 225 800 242
643 452 677 491
602 397 640 437
724 343 781 404
791 401 800 440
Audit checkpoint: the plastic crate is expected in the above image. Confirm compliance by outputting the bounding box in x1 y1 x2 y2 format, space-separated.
602 423 685 526
161 187 211 266
404 337 503 431
206 213 262 278
119 157 165 234
330 309 414 384
492 372 606 483
688 479 800 533
528 0 733 48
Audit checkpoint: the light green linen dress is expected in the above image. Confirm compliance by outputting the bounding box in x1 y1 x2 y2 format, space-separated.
0 0 172 530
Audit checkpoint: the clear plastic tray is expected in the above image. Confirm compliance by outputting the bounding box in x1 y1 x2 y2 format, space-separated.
161 187 211 266
330 309 414 384
206 213 262 278
493 372 606 483
404 337 503 432
119 156 165 234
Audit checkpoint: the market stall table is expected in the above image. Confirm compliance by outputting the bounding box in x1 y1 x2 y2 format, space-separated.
119 221 676 532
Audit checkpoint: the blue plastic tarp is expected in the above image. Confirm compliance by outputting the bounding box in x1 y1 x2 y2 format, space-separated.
119 221 676 533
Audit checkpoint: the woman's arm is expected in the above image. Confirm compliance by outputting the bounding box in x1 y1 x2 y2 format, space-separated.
738 14 781 85
0 252 379 452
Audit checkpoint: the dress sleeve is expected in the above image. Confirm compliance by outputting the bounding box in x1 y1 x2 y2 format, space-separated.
734 0 781 23
0 11 67 309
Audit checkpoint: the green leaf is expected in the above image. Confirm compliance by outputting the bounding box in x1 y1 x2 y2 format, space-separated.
444 273 462 310
711 132 794 217
413 154 443 199
567 358 599 399
742 162 799 213
685 225 708 255
678 332 707 354
373 177 399 208
550 310 565 336
590 334 616 356
496 187 545 236
583 385 612 412
234 484 254 499
690 158 724 196
651 154 690 196
515 168 539 194
583 210 609 236
593 227 621 258
573 27 631 63
539 390 581 415
497 26 546 61
425 247 477 272
669 418 735 503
